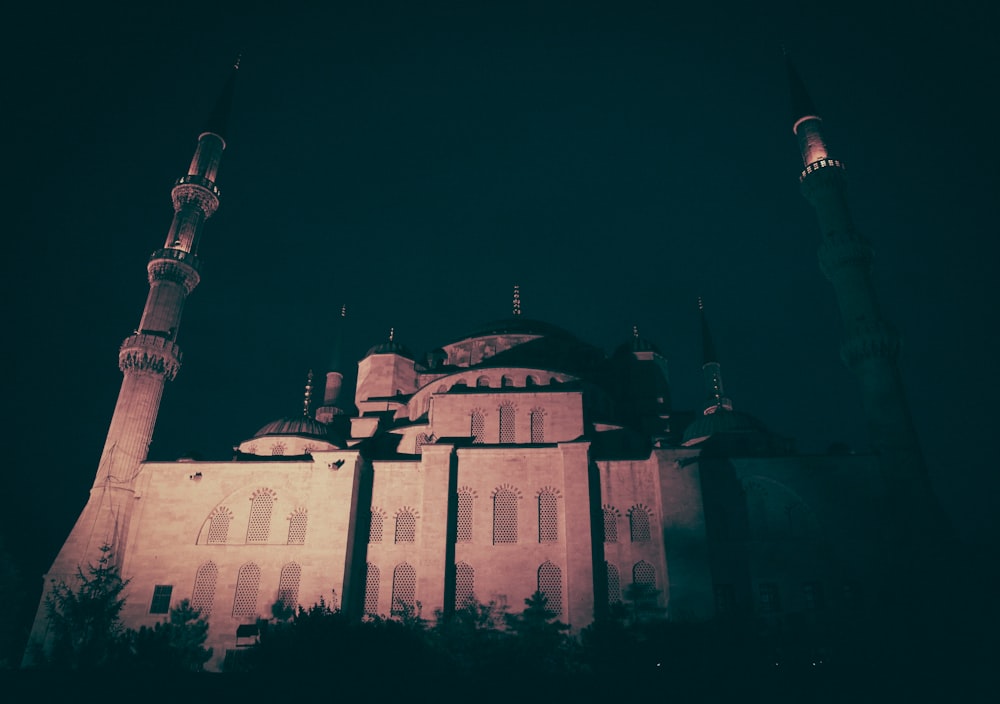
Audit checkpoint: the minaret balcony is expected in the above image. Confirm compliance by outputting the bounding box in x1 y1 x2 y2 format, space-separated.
149 247 202 273
800 158 846 182
118 333 182 380
174 173 221 197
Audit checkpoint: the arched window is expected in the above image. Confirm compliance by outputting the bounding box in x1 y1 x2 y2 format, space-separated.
457 491 473 543
633 560 656 588
455 562 475 608
369 509 384 543
476 376 490 388
271 441 286 456
191 562 217 616
538 561 562 615
395 510 416 543
499 403 516 443
538 491 558 543
603 508 618 543
529 409 545 443
501 375 513 387
206 507 232 544
287 509 307 544
233 563 261 618
605 562 621 605
525 375 538 387
629 506 651 543
471 410 485 444
391 563 417 615
364 563 380 615
493 489 518 544
277 562 301 610
247 490 275 543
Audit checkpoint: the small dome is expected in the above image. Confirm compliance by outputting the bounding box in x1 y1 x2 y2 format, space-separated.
253 415 333 440
682 408 767 444
364 340 415 359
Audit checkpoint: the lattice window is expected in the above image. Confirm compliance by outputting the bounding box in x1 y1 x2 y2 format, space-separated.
364 563 380 615
395 509 416 543
233 563 261 618
499 403 516 443
287 509 308 544
150 585 172 614
471 410 486 444
277 563 301 609
759 582 781 613
538 492 558 543
603 507 619 543
369 509 385 543
455 562 475 608
271 441 286 456
415 433 429 453
538 562 562 615
530 410 545 443
457 491 473 543
493 489 518 544
247 490 275 543
207 507 232 544
191 562 217 616
391 563 416 615
629 506 651 543
633 560 655 587
606 562 621 605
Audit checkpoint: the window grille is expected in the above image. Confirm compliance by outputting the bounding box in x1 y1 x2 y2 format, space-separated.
603 508 618 543
247 491 275 543
369 510 384 543
150 585 172 614
455 562 475 608
364 563 380 615
629 506 651 543
499 404 516 443
530 410 544 442
759 582 781 613
538 562 562 615
538 492 558 542
633 560 655 587
207 507 232 544
391 563 417 615
191 562 217 616
395 510 416 543
277 563 301 610
471 411 486 443
233 563 261 618
287 510 307 544
493 489 518 544
271 441 286 456
457 491 473 543
415 433 429 453
606 562 621 605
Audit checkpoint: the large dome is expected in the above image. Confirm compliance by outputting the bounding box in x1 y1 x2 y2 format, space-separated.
253 415 333 440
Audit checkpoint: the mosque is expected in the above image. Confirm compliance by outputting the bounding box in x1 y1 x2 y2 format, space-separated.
23 57 937 671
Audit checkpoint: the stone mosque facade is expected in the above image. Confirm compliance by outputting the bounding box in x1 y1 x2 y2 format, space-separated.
25 58 930 671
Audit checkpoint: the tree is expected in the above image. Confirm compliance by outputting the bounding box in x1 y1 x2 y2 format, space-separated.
42 544 129 670
505 591 571 672
128 599 213 672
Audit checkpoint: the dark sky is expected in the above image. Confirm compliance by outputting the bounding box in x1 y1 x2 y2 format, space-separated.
3 1 997 581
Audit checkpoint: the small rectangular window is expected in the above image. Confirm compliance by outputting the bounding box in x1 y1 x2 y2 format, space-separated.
150 584 173 614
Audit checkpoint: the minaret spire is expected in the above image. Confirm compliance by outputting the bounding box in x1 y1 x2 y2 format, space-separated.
303 370 315 417
698 297 732 414
316 304 349 422
512 284 521 316
789 57 947 536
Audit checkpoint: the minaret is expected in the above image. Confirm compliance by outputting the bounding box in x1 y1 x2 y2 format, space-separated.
787 55 946 535
315 305 348 422
698 297 732 415
34 59 238 607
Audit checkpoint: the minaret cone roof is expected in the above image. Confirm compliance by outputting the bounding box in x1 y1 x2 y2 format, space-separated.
204 56 240 141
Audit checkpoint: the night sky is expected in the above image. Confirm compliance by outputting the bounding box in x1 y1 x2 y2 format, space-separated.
3 1 997 590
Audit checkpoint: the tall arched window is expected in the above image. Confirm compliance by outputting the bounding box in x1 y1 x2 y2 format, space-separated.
629 506 651 543
471 411 485 444
538 561 562 615
369 509 384 543
633 560 656 588
499 403 516 443
206 507 232 544
605 562 621 605
493 489 518 544
392 563 417 615
191 562 217 616
277 562 301 609
538 491 558 543
287 509 308 544
529 409 545 443
455 562 475 608
457 491 473 543
247 490 275 543
233 563 261 618
603 507 619 543
395 510 416 543
364 563 380 615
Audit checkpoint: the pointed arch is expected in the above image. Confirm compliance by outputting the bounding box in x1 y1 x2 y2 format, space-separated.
191 562 218 616
247 488 276 543
492 486 519 544
538 561 562 615
391 563 417 615
233 563 261 618
206 506 233 544
287 508 308 544
364 563 380 615
628 505 652 543
457 489 474 543
277 562 301 610
499 402 516 443
455 562 475 608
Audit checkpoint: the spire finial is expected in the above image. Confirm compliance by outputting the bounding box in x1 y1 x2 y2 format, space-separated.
303 369 314 417
389 327 395 342
234 53 242 70
632 324 639 339
698 296 704 311
340 303 347 318
512 284 521 316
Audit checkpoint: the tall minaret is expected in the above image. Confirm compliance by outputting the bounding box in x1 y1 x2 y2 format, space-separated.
698 297 732 415
37 60 239 596
787 55 946 535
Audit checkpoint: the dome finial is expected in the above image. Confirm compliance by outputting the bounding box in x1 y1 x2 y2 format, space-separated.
512 284 521 316
303 369 314 417
632 324 639 339
388 327 395 342
340 303 347 318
